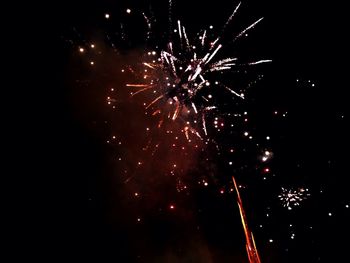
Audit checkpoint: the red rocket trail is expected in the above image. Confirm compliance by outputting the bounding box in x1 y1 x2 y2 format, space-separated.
232 176 261 263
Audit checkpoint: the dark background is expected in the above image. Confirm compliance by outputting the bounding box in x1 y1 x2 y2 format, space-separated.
15 0 348 262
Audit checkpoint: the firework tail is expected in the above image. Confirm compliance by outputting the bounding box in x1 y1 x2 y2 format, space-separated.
232 176 262 263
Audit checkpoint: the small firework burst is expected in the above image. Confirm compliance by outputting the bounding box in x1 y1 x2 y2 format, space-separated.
278 187 310 210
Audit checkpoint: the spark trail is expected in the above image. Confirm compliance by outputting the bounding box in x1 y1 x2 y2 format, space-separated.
232 176 262 263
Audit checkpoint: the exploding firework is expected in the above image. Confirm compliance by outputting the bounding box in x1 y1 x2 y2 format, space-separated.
278 187 310 210
125 1 271 140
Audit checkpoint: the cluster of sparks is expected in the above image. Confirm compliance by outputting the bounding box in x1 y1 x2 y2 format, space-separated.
126 1 271 141
278 187 310 210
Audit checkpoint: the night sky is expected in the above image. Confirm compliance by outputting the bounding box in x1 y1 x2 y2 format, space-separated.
21 0 349 262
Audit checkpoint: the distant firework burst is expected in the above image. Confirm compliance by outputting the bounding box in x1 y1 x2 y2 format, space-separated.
278 187 311 210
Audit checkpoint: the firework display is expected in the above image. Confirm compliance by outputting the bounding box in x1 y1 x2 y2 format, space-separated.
59 0 348 262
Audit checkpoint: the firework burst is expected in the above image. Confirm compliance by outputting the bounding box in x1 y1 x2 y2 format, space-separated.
125 1 271 141
278 187 311 210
